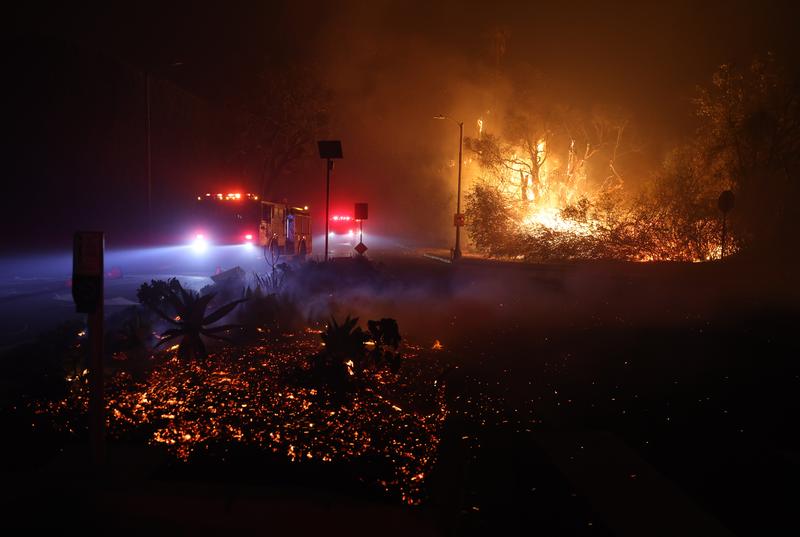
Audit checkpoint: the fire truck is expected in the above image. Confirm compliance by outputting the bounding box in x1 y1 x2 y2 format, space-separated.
191 192 312 256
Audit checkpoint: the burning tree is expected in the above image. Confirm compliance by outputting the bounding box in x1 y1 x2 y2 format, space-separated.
463 56 800 262
464 104 643 261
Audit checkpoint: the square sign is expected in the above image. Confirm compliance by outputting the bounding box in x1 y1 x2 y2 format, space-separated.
354 202 368 220
72 231 104 313
74 231 104 276
318 140 343 159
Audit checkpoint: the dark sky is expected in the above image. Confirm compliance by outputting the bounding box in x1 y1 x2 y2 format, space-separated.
22 1 794 127
4 1 799 248
21 2 796 109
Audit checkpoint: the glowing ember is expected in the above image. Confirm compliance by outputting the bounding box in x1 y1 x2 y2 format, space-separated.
39 332 448 505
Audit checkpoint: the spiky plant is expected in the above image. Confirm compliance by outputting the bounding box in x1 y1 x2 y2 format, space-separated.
321 315 366 361
151 280 246 360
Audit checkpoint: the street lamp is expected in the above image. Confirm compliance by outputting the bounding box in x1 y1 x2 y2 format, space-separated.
434 115 463 261
318 140 343 262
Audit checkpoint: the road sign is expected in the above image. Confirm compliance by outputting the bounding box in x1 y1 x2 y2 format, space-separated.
454 213 465 227
718 190 735 214
355 202 368 220
354 242 368 255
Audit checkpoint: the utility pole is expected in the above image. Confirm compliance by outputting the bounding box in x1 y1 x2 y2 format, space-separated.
144 63 183 242
146 72 152 240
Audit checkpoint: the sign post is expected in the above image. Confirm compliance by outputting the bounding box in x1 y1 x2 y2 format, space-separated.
354 202 368 255
718 190 735 260
318 141 343 262
72 231 105 468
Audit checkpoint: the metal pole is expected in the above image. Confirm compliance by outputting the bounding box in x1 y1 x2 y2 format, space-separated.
88 267 105 470
325 158 331 261
146 72 152 240
454 121 463 260
89 305 104 469
721 214 727 260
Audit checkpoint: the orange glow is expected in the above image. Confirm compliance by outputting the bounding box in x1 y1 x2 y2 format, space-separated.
38 331 449 505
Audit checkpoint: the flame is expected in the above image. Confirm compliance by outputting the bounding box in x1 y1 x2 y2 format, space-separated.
479 130 606 242
432 340 443 350
470 118 729 261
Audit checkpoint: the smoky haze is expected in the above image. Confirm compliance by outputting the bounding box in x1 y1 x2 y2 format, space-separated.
292 0 800 247
3 1 798 251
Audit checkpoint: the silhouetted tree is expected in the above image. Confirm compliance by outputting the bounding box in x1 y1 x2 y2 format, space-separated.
238 67 330 199
693 55 800 257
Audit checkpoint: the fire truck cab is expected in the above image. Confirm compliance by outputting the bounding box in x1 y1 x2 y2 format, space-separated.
191 193 311 257
259 201 312 257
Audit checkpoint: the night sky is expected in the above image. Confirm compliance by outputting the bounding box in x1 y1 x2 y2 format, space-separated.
4 1 798 250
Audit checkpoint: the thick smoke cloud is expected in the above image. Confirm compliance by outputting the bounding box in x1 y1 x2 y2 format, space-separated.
285 0 800 248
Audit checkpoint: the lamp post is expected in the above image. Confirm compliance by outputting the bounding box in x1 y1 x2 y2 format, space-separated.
434 115 463 261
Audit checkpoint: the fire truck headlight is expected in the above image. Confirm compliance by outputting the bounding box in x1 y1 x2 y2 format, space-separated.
192 234 208 254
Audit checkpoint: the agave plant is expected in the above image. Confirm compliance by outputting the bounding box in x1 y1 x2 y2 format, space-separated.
321 315 367 361
151 280 247 360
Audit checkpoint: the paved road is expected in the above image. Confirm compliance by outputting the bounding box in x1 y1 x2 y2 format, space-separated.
0 239 788 351
0 236 426 349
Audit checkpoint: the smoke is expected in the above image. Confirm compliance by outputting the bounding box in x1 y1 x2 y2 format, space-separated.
272 256 781 350
296 2 500 247
271 0 800 253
